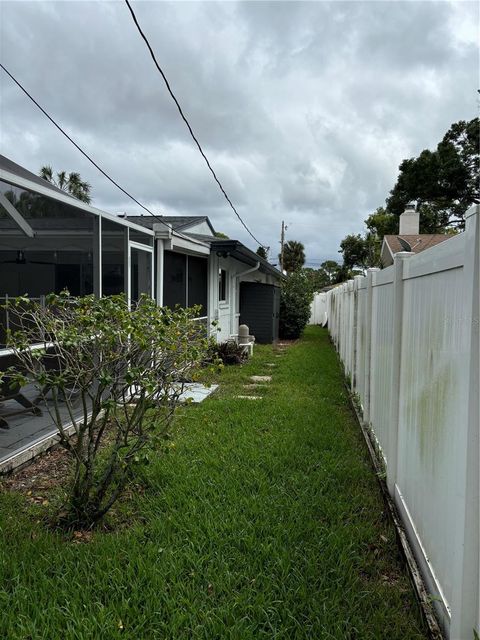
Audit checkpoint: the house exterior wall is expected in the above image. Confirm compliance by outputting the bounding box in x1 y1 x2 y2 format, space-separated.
325 205 479 639
206 254 274 342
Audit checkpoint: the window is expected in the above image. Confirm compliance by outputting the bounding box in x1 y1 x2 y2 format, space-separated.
218 268 228 302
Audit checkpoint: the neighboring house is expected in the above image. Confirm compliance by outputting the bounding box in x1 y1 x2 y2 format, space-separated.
0 154 283 348
380 204 452 267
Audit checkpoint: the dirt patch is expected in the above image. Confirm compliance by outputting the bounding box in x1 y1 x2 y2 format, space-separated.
1 446 72 496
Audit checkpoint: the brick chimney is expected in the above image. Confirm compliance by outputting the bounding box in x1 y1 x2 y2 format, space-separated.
399 203 419 235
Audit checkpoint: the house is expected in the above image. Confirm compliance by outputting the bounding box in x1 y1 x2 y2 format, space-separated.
125 215 284 343
0 154 283 347
380 204 452 267
0 152 282 465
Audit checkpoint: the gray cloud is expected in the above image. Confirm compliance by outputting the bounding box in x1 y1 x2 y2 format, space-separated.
1 0 478 264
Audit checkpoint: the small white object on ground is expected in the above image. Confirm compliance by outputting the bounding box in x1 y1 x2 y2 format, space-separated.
175 383 218 404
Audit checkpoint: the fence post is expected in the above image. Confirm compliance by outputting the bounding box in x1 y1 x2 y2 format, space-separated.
352 275 363 392
450 205 479 639
387 252 414 497
363 268 380 426
347 280 355 379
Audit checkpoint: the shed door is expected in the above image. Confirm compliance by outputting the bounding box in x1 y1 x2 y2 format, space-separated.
240 282 279 344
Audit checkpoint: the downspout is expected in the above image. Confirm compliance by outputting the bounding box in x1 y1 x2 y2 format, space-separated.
232 261 261 334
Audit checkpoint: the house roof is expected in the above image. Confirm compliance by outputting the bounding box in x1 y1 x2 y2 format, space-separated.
208 239 284 279
383 234 452 255
126 214 215 235
381 234 452 266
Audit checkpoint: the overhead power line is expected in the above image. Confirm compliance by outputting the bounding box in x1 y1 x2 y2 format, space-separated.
0 62 207 248
123 0 265 248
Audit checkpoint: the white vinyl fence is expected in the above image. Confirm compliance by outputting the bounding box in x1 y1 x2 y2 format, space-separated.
326 205 479 640
309 292 328 326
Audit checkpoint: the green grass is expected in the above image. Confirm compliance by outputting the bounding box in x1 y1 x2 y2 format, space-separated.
0 327 428 639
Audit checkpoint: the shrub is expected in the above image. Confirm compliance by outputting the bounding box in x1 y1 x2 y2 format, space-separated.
3 293 209 529
279 271 314 339
210 340 248 366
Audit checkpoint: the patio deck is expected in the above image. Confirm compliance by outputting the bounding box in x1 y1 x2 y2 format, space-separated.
0 385 83 473
0 383 218 473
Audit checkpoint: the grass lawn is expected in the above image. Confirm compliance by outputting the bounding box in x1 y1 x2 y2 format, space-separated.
0 326 428 639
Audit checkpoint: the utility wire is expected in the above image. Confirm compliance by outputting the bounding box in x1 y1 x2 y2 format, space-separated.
0 62 208 248
124 0 266 248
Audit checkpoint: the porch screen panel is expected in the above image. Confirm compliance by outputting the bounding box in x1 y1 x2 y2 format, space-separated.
131 248 152 302
0 180 95 299
163 251 186 308
187 256 208 317
102 219 125 296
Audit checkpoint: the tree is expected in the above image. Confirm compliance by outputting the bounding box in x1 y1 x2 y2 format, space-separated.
279 270 314 339
3 293 209 529
320 260 342 285
256 246 268 260
303 267 329 292
386 118 479 231
339 234 369 271
302 261 342 291
40 165 92 203
214 231 229 239
280 240 305 273
365 207 397 238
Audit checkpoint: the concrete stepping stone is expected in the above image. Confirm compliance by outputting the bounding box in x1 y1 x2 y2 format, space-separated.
265 363 276 368
243 383 268 389
249 375 272 383
234 395 262 400
175 383 218 404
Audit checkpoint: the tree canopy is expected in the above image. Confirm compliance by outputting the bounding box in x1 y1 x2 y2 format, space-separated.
256 246 268 260
386 118 479 231
40 166 92 204
280 240 305 273
336 117 479 275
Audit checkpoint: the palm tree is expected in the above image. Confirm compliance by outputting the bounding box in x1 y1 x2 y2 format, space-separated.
280 240 305 273
40 165 91 203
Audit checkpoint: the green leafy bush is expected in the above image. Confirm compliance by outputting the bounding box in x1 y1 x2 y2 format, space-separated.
3 293 209 529
279 271 314 339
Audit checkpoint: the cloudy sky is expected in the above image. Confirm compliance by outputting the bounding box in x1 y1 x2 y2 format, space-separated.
1 1 478 265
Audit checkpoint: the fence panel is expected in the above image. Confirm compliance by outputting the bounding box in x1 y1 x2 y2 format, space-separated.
369 269 395 465
309 293 328 326
324 206 479 639
353 281 367 407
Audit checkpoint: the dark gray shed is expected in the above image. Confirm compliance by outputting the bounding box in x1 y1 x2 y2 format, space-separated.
239 282 280 344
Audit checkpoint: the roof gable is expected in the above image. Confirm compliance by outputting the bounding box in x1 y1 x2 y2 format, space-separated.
126 215 215 235
381 233 453 266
